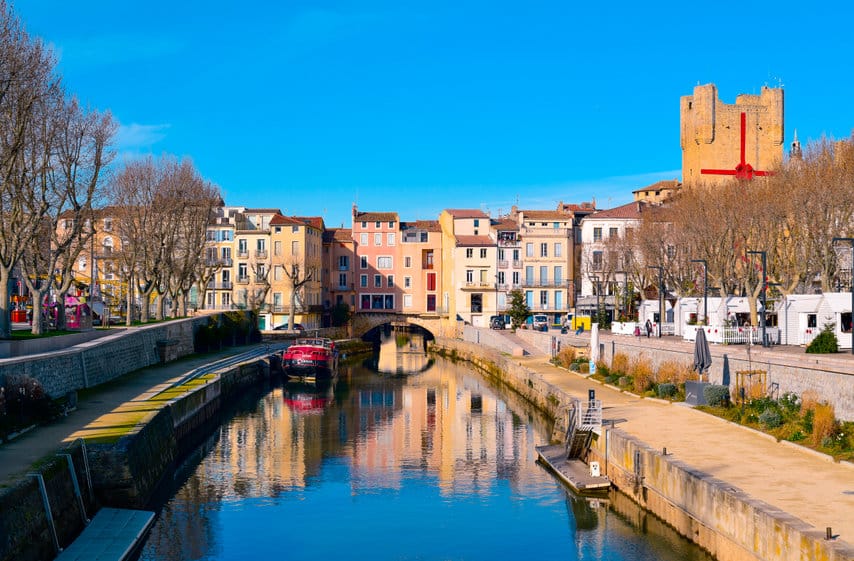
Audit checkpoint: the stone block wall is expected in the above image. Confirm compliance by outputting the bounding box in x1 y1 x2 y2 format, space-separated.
0 313 238 400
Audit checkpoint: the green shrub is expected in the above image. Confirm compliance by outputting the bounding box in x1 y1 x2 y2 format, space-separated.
657 383 677 398
806 323 838 354
758 408 783 428
704 384 731 407
779 392 800 415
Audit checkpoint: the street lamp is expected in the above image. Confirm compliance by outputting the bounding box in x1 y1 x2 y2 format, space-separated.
590 275 601 324
746 250 768 347
691 259 708 326
832 237 854 355
647 265 663 337
616 270 629 321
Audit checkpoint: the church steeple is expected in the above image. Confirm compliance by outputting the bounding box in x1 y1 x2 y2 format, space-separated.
790 129 803 160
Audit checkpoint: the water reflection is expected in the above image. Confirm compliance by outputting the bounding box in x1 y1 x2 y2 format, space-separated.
375 329 433 374
138 355 713 561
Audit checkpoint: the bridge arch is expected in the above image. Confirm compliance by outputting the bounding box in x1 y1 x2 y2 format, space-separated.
350 313 447 341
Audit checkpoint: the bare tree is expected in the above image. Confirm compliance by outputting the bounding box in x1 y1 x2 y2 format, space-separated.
0 2 61 337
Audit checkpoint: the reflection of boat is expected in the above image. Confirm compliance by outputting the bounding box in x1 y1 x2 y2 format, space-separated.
283 381 334 414
281 338 339 380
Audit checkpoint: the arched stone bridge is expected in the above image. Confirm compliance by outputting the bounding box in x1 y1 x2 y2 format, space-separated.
350 312 449 340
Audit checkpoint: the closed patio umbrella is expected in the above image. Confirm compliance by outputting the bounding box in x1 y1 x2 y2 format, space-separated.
693 327 712 380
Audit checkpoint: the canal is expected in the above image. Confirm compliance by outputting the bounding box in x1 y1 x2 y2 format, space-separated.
137 336 713 561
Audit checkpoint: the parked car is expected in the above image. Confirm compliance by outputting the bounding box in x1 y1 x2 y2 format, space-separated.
274 322 305 332
531 314 549 332
489 315 506 329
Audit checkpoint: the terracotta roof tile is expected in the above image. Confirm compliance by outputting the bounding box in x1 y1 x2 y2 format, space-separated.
589 201 647 219
455 235 494 247
353 211 399 222
445 209 489 218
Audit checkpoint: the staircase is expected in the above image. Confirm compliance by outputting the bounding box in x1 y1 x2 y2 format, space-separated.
564 398 602 459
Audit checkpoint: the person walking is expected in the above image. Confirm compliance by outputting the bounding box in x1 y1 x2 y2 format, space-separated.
645 319 652 338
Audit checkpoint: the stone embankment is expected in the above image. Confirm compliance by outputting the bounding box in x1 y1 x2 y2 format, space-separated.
430 336 854 561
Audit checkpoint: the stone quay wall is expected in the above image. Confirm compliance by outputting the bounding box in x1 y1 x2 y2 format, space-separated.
0 444 95 561
514 329 854 421
0 313 233 400
430 337 853 561
0 354 271 561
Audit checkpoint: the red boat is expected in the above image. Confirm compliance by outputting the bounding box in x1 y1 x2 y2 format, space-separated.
281 337 339 379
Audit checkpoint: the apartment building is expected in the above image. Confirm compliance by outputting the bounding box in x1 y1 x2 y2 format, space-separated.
439 209 496 327
323 228 356 315
578 201 646 320
205 206 240 310
352 207 401 313
399 220 442 314
511 209 574 325
492 218 521 313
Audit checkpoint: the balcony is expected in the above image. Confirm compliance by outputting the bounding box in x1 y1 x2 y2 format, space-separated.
512 260 522 268
522 279 567 288
237 250 249 259
255 250 268 259
236 276 249 285
206 281 233 290
338 264 349 271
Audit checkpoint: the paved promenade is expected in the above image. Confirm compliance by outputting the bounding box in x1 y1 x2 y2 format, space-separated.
497 329 854 551
0 345 258 483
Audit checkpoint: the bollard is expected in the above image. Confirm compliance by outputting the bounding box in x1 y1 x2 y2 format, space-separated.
826 527 833 540
663 447 667 456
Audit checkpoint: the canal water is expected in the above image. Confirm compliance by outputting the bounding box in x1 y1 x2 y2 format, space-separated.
137 337 713 561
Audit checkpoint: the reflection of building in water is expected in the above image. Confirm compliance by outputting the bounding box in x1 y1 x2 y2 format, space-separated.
376 328 430 374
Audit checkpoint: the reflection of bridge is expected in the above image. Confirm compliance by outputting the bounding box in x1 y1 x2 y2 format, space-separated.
351 313 446 339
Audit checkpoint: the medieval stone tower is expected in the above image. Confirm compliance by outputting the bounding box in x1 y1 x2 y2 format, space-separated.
680 83 784 186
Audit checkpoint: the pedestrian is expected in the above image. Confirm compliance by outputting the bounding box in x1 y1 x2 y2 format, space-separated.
634 325 641 337
645 319 652 338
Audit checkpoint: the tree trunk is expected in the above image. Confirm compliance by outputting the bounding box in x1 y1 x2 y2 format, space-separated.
30 290 46 335
0 268 11 339
55 290 68 331
125 274 135 326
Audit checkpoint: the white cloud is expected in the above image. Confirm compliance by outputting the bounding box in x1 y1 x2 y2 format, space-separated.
114 123 170 150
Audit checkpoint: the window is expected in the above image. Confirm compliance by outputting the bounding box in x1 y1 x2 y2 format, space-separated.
553 222 559 229
374 221 381 228
292 225 299 233
554 243 562 257
404 256 412 268
592 251 603 270
222 270 230 283
374 233 382 246
221 247 231 260
540 266 548 284
338 255 349 269
257 239 266 252
466 248 473 258
360 275 368 287
238 263 248 279
387 275 394 287
540 291 548 307
361 221 367 229
361 294 371 309
473 219 480 227
274 266 283 281
609 227 618 239
471 293 482 312
526 243 534 257
404 276 412 288
480 248 487 259
388 221 395 228
466 270 474 283
512 271 520 286
273 293 282 307
291 241 299 256
221 292 231 307
427 294 436 311
540 243 548 257
360 256 368 269
238 239 248 254
384 295 394 309
525 266 534 285
426 272 436 291
479 270 488 283
498 248 505 261
377 256 392 269
403 294 412 308
360 233 368 245
554 266 563 284
497 271 505 285
593 227 602 242
387 233 396 246
666 245 677 258
103 218 112 231
338 273 347 288
374 274 382 287
555 291 563 310
513 249 520 262
274 241 282 256
257 264 266 279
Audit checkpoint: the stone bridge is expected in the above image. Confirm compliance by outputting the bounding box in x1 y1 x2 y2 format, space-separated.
350 312 450 340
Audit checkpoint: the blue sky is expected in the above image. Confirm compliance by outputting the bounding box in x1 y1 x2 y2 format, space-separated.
16 1 854 227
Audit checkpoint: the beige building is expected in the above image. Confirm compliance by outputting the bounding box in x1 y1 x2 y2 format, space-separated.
398 220 442 314
632 179 681 204
439 209 496 328
322 227 356 315
511 209 574 325
266 215 324 330
681 83 784 186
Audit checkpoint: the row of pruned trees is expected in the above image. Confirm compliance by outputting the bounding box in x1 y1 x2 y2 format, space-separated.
109 157 220 325
0 2 221 336
596 137 854 324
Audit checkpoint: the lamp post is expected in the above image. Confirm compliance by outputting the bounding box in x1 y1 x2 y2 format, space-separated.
691 259 708 325
616 270 629 322
590 275 601 324
647 265 663 337
747 250 768 347
832 237 854 355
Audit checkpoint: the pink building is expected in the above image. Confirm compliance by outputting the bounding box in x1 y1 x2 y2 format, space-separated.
352 207 401 313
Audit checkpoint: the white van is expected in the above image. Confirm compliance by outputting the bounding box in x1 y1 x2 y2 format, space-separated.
532 314 549 332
